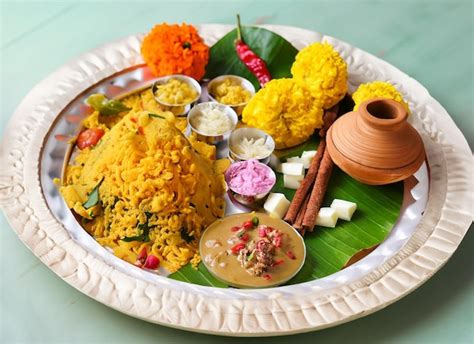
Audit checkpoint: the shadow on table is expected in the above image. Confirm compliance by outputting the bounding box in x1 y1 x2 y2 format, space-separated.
145 222 474 343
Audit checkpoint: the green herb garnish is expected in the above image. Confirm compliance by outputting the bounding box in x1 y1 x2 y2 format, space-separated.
83 178 104 209
121 223 150 242
182 42 191 49
149 113 166 119
86 94 130 116
252 216 259 226
122 212 153 242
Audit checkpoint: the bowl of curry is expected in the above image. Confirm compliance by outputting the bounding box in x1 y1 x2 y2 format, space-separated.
199 212 306 288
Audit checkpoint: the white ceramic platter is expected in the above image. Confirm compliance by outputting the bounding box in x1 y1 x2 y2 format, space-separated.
0 25 472 336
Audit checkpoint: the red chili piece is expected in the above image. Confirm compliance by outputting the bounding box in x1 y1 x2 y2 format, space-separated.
134 247 148 267
243 220 254 229
77 128 105 150
235 15 272 88
137 247 147 262
273 235 282 248
262 274 272 280
143 255 160 269
231 226 241 232
273 259 284 266
231 243 246 255
241 233 250 242
286 250 296 260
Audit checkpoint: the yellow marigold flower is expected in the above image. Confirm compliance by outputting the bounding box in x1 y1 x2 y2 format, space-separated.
242 79 323 149
352 81 410 113
291 42 347 109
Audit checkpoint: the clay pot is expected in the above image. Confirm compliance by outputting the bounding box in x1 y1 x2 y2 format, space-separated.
327 97 425 185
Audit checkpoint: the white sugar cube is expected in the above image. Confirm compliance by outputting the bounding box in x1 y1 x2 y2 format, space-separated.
287 156 313 169
264 193 290 219
283 174 304 189
315 207 338 228
301 150 317 159
300 156 312 169
286 156 303 163
281 162 304 176
330 199 357 221
301 150 317 169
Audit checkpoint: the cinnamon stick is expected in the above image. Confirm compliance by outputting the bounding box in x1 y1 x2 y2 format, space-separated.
283 104 339 225
284 140 326 224
319 104 339 138
302 147 334 231
293 193 310 235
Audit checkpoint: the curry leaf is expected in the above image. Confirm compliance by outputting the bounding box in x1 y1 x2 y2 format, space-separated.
83 178 104 209
122 223 150 242
149 113 165 119
86 94 130 116
122 212 153 242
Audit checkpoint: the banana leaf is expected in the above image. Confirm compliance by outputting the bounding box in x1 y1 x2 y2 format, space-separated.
169 27 404 287
169 135 403 287
204 27 298 89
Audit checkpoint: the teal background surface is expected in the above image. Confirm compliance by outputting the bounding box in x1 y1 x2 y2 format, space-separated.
1 0 472 342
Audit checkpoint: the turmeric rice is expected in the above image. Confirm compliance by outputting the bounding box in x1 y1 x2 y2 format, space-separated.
60 89 228 272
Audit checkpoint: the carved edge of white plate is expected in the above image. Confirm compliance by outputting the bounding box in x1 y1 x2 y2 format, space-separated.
0 24 472 336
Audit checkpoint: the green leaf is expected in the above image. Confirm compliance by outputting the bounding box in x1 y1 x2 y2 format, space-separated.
149 113 165 119
122 212 152 242
86 94 130 116
168 263 227 288
82 178 104 209
205 27 298 90
273 135 403 282
121 223 150 243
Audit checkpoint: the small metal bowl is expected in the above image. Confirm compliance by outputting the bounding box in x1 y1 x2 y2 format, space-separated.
152 74 202 116
187 102 238 144
228 127 275 165
207 75 255 115
225 160 276 206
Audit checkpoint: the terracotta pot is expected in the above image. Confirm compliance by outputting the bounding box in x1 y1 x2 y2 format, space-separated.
327 97 425 185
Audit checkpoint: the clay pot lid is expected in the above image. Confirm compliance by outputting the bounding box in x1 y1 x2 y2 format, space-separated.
327 97 425 185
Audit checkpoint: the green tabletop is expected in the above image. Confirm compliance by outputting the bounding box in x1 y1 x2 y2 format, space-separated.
1 0 473 342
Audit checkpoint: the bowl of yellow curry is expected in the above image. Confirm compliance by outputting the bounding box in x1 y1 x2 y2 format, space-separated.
207 75 255 115
152 74 202 116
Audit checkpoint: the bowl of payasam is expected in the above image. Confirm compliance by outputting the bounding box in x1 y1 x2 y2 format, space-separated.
200 212 306 288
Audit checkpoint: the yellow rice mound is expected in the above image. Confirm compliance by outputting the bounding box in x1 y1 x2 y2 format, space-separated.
60 90 228 272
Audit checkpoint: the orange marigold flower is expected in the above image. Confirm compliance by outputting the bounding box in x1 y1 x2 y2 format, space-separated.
141 23 210 80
